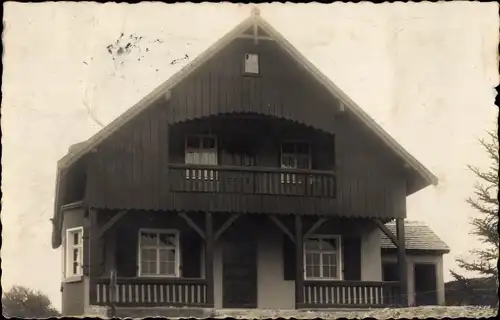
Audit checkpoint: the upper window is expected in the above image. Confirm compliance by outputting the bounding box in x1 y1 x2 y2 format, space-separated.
138 229 180 277
65 227 84 278
185 135 218 180
185 135 217 165
304 235 342 280
244 53 259 75
281 141 311 184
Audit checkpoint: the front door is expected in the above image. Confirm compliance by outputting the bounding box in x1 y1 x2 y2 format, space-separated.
222 233 257 308
414 263 438 305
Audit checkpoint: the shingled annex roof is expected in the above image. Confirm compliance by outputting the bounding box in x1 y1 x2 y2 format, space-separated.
380 221 450 253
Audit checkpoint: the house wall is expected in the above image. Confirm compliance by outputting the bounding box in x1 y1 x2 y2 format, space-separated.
60 205 86 316
381 254 445 306
361 223 383 281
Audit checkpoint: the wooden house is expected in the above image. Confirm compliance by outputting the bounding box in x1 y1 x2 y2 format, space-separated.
51 8 448 317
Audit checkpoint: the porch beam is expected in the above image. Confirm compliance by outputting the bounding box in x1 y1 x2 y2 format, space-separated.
374 219 399 248
205 212 215 307
214 214 241 241
236 34 275 41
269 215 295 243
96 210 127 239
295 215 304 308
179 212 205 240
396 218 409 307
303 217 328 239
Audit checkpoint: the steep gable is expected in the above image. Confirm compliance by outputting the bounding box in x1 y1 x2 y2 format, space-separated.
52 8 438 248
57 9 437 192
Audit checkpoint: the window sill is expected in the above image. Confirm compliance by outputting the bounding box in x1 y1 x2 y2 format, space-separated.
304 277 343 282
63 275 83 283
137 275 180 279
243 72 260 78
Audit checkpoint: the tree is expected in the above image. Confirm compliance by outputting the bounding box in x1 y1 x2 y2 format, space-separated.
449 127 499 306
2 285 61 318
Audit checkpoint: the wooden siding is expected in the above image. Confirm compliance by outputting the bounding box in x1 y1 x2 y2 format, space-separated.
85 36 407 219
167 38 339 132
86 98 170 210
335 113 407 218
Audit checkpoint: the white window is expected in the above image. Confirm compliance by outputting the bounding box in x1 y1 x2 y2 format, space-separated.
304 235 342 280
281 141 311 184
65 227 84 278
244 53 259 74
138 229 180 277
185 135 218 180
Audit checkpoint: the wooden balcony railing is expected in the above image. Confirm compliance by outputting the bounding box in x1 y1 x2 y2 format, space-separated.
300 280 401 308
169 164 336 198
92 277 208 307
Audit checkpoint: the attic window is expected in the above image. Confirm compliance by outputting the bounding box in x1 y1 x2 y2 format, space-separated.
244 53 259 75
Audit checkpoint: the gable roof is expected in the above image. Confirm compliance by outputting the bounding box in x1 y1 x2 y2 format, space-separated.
56 8 438 191
380 221 450 253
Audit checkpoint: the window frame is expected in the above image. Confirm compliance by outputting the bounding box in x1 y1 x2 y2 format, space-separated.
65 227 84 279
243 52 260 76
185 134 218 180
303 234 342 281
137 228 181 278
280 140 312 184
184 134 219 176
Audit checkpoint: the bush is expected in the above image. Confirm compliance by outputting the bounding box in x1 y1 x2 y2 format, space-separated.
2 285 61 318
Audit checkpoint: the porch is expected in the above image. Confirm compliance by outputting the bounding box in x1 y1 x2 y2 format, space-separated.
87 211 408 310
91 277 401 308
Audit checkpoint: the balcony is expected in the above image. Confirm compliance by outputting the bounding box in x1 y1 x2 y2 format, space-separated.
300 280 401 308
92 277 208 307
167 164 337 215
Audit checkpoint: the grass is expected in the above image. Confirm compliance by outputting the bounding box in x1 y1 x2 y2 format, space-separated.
212 306 498 319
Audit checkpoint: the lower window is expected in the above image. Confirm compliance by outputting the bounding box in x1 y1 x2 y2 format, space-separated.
138 229 180 277
304 235 342 280
65 227 84 278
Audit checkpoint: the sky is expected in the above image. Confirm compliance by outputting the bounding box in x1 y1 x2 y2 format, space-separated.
2 2 498 311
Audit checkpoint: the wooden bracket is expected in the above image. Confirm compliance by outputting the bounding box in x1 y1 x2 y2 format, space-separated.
237 34 275 42
374 219 399 248
96 210 127 239
269 215 295 243
179 212 205 240
304 217 328 239
214 214 241 241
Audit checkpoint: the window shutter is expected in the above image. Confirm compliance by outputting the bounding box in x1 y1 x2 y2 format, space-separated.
283 236 296 280
82 227 90 276
181 233 202 278
342 235 361 281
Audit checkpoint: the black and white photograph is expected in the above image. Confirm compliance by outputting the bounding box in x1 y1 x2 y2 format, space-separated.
2 2 498 318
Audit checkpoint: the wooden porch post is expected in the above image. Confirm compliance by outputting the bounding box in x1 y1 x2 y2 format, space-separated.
205 212 215 307
295 215 304 309
105 229 117 275
396 218 409 307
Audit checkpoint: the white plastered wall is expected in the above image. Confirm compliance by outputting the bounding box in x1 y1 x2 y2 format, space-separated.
381 254 446 306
